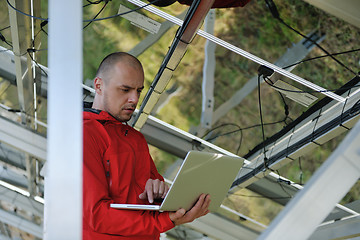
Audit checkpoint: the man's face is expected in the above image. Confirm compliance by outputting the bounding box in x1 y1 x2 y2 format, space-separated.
100 61 144 122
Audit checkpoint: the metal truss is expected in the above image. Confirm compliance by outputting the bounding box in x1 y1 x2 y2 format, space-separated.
0 0 360 239
258 116 360 240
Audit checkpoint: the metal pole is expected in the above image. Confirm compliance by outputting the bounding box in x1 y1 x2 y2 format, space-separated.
201 9 216 129
44 0 83 239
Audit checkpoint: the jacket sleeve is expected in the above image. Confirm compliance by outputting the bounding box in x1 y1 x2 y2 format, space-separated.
83 121 174 237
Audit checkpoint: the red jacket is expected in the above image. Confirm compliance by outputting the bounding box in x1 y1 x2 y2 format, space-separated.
83 110 174 239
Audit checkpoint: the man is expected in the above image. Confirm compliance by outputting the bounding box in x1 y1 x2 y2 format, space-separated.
83 52 211 239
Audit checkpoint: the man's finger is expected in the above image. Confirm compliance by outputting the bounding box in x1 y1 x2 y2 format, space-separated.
158 181 165 198
146 182 154 203
152 179 159 199
161 184 169 198
187 194 209 218
169 208 186 224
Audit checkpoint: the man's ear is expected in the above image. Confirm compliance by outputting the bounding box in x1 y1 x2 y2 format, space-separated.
94 77 103 95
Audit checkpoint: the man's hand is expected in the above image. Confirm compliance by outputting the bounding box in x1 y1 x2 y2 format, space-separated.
169 194 211 226
139 179 169 203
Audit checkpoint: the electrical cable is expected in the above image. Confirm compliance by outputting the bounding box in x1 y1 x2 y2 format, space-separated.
201 117 289 155
83 0 106 8
202 118 289 142
83 0 162 22
0 32 13 48
27 49 48 77
40 20 48 35
87 0 105 3
278 18 357 76
264 0 357 76
258 74 268 166
0 26 11 32
265 77 289 118
236 76 360 187
6 0 47 21
83 0 110 29
6 0 162 23
257 66 276 168
275 169 293 198
283 47 360 70
263 76 360 94
201 115 290 153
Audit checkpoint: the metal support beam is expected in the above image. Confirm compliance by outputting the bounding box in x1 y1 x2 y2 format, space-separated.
0 184 43 217
201 9 216 129
309 215 360 240
233 81 360 190
7 0 37 126
128 0 345 102
0 115 46 161
0 46 48 99
25 155 37 196
0 141 26 170
185 213 260 240
0 164 28 189
211 31 324 126
304 0 360 29
128 11 187 57
0 208 42 239
132 0 215 130
258 118 360 240
0 222 11 240
7 0 27 124
44 0 83 239
0 233 11 240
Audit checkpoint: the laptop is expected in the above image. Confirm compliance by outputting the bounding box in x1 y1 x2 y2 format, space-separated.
110 151 244 212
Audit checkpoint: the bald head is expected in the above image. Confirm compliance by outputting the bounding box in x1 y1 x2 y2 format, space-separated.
96 52 143 83
92 52 145 122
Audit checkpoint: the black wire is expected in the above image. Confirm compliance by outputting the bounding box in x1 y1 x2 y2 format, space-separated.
30 21 48 50
6 0 162 23
87 0 105 4
83 0 109 29
277 18 357 76
0 32 13 48
203 123 241 140
83 0 165 22
203 123 244 154
275 169 293 198
83 0 162 23
265 77 289 117
27 49 48 77
6 0 48 21
265 0 357 76
257 74 268 165
40 23 48 36
0 26 11 32
263 76 360 94
83 0 105 8
201 116 289 155
283 48 360 70
202 118 288 141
